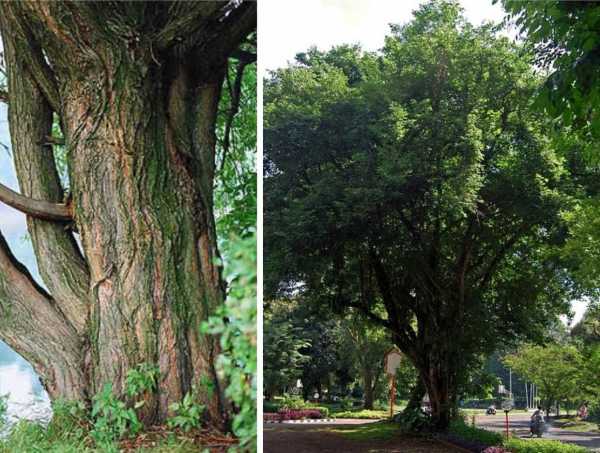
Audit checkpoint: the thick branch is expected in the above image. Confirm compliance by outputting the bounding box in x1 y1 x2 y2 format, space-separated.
0 181 72 221
0 89 7 104
221 57 254 172
0 4 60 112
201 2 257 61
0 231 85 400
1 20 90 334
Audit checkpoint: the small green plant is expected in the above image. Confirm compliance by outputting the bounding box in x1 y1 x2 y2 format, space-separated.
279 394 308 410
0 394 8 427
90 383 142 449
125 363 160 398
340 397 354 411
167 391 205 432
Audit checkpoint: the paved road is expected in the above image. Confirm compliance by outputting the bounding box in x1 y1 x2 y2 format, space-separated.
263 422 465 453
475 412 600 451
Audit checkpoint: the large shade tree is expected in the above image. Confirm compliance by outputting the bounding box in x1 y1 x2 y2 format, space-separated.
0 1 255 428
265 1 577 430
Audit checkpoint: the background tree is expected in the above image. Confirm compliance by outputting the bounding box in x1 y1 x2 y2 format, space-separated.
263 300 310 399
0 1 255 428
265 0 578 430
504 344 584 415
340 313 392 409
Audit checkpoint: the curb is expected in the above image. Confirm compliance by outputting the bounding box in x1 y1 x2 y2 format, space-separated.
264 418 336 424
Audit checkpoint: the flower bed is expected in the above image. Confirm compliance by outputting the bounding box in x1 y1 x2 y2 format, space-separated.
279 409 323 420
263 409 324 422
264 413 282 422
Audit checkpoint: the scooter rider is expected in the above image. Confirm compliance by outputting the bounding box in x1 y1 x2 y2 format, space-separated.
530 405 544 437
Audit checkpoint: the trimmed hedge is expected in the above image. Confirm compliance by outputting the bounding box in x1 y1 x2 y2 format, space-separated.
504 438 588 453
264 401 280 413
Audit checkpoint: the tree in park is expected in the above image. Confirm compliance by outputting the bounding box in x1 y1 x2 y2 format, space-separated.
0 1 255 429
265 1 577 430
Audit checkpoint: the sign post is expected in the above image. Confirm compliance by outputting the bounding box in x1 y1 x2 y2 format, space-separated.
384 349 403 418
501 399 514 440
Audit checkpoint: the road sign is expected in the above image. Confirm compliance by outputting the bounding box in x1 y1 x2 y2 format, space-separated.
501 399 514 412
383 349 403 418
384 349 403 376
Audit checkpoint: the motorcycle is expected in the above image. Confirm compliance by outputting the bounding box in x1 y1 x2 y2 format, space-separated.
486 406 497 415
530 415 545 437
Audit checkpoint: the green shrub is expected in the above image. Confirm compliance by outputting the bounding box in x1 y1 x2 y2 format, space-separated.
306 405 330 418
504 437 588 453
448 419 503 446
167 391 205 432
263 401 280 413
393 406 432 432
90 383 142 450
279 394 308 410
332 409 387 419
203 232 257 451
125 363 160 398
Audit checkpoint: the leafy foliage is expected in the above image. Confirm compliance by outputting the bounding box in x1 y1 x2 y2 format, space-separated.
167 391 205 433
90 383 143 450
503 344 584 413
503 437 587 453
265 0 578 428
205 49 257 450
125 363 159 398
500 1 600 143
203 233 257 451
263 301 311 398
448 419 503 447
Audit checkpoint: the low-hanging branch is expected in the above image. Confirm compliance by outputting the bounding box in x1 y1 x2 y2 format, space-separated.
0 181 72 221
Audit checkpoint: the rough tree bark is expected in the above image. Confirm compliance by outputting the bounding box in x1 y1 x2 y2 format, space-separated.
0 1 255 428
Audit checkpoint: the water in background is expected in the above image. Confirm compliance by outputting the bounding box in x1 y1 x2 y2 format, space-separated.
0 341 51 426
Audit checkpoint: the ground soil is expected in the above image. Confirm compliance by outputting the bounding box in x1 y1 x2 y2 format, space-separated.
263 423 466 453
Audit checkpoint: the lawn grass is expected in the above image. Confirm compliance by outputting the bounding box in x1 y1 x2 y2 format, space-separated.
331 421 403 441
504 437 588 453
552 416 599 432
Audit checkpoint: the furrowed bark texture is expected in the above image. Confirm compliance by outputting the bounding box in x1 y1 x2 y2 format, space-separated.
0 1 255 427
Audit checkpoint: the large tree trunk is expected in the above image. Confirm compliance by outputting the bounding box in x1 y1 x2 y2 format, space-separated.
363 368 375 410
0 1 255 428
396 334 459 431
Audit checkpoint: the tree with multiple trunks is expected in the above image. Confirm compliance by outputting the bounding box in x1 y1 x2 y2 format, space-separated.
0 1 255 429
264 1 577 430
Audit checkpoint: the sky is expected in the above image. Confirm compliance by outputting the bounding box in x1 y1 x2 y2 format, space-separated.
261 0 508 70
260 0 588 325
